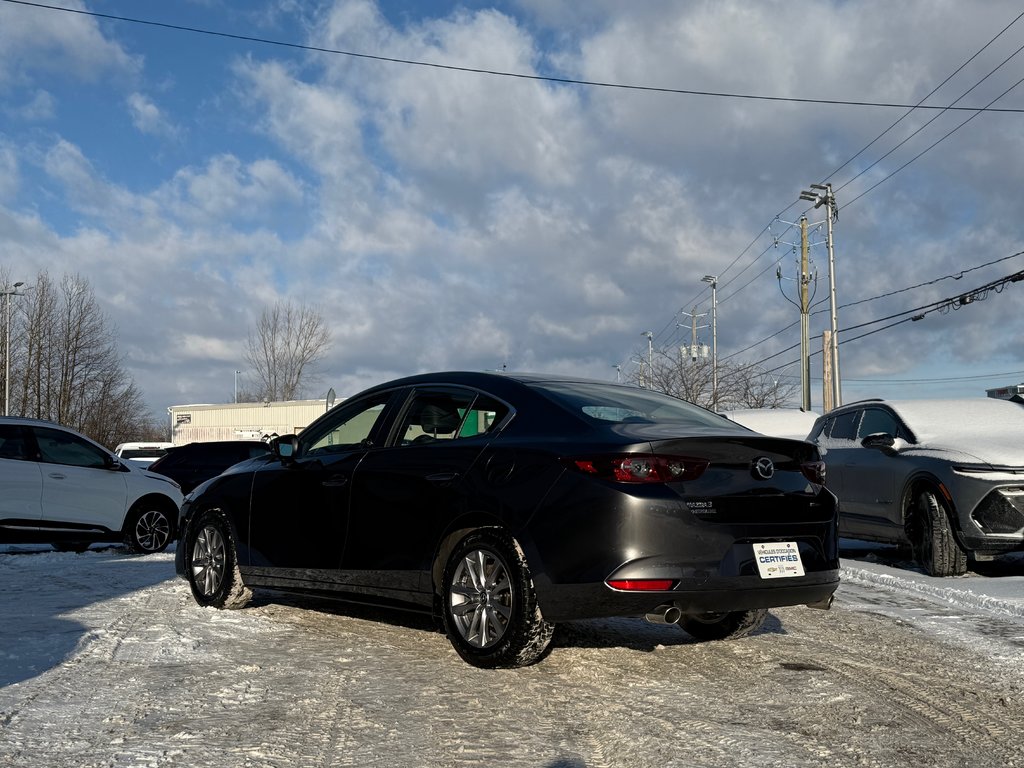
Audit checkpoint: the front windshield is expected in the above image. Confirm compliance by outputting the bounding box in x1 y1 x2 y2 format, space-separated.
530 381 733 429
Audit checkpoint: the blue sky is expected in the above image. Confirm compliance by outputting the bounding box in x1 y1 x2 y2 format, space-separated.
3 0 1024 414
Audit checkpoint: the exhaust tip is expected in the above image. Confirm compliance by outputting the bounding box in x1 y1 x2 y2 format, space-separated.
644 604 682 625
805 594 834 611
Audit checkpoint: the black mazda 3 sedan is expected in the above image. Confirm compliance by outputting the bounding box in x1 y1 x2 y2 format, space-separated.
175 372 839 668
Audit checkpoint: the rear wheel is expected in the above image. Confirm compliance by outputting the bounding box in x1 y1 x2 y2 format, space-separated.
907 489 968 577
678 609 768 641
123 502 174 554
441 529 554 668
184 510 252 609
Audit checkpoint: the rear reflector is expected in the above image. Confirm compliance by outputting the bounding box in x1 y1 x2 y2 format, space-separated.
566 454 709 483
606 579 675 591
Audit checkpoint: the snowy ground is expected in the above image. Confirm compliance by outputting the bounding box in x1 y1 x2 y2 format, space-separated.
1 542 1022 768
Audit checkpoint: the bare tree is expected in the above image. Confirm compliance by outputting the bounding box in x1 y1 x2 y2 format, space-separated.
244 301 331 402
9 270 156 447
630 348 798 411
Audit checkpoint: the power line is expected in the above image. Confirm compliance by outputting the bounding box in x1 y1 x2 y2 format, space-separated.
6 0 1024 114
662 9 1024 332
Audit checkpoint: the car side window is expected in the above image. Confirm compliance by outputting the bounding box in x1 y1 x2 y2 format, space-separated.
828 411 860 441
458 395 510 438
305 393 392 456
857 408 899 439
0 425 31 461
398 391 478 445
33 427 109 469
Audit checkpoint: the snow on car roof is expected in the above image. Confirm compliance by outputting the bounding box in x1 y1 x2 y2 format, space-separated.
879 399 1024 458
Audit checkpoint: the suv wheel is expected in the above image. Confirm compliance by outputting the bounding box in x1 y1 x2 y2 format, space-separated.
908 489 968 577
123 502 174 554
184 510 252 609
678 609 768 641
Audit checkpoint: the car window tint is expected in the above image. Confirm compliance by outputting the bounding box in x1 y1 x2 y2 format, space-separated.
0 425 30 461
828 411 860 440
857 408 899 439
34 427 108 469
306 394 391 456
399 391 477 445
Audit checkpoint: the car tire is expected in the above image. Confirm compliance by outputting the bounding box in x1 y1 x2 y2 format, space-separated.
908 489 968 577
441 529 554 669
678 609 769 641
184 510 253 609
123 501 174 554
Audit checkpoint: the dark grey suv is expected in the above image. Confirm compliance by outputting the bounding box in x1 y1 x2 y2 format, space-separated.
808 398 1024 576
148 441 270 495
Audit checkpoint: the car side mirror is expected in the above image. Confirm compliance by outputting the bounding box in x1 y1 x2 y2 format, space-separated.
861 432 904 454
272 434 299 462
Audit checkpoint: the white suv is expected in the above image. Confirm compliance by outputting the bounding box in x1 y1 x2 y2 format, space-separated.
0 417 183 553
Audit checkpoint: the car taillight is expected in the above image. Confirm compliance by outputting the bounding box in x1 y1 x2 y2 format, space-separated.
565 454 709 483
606 579 675 591
800 460 826 485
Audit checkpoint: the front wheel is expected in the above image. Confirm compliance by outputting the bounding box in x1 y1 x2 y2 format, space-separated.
907 489 967 577
184 510 252 609
678 609 768 641
441 529 554 668
123 502 174 554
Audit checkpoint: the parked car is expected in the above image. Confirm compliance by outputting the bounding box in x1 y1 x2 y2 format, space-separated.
0 418 183 553
148 441 271 495
175 371 839 668
114 441 174 467
807 398 1024 576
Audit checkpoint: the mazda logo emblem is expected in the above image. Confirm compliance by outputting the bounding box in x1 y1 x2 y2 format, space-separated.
752 457 775 480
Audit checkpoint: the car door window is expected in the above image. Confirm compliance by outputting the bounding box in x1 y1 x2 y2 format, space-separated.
399 391 478 445
458 395 509 438
305 393 392 456
857 408 899 439
33 427 109 469
828 411 860 441
0 425 31 461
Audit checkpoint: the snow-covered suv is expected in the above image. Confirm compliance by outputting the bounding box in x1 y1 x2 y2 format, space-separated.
0 417 183 553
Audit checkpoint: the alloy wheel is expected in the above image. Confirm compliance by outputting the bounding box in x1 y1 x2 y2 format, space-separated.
191 525 227 597
134 510 171 552
448 548 513 648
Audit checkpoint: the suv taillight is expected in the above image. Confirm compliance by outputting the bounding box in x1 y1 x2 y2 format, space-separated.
565 454 709 483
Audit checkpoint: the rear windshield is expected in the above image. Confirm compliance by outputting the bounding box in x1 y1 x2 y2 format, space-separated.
530 381 734 429
120 448 168 459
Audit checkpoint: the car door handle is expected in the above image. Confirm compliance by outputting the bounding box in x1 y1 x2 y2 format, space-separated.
322 473 349 488
48 472 67 480
426 472 460 486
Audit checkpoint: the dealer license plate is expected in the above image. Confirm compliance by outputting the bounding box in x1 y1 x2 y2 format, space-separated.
753 541 805 579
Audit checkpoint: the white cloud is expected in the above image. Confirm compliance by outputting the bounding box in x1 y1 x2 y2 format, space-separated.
0 1 140 88
127 93 179 139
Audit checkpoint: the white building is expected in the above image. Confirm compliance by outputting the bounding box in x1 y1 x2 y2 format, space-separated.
167 399 337 445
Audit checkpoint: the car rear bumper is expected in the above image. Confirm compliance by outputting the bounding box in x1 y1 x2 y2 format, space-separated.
534 570 840 622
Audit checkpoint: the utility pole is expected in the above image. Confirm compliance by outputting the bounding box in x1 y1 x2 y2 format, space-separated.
701 276 718 409
801 182 840 408
822 331 834 412
678 307 708 362
799 218 811 411
2 281 26 417
640 331 653 388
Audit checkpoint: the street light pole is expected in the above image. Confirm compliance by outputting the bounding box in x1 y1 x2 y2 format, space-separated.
702 275 718 409
2 281 26 417
234 370 241 403
801 182 841 408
